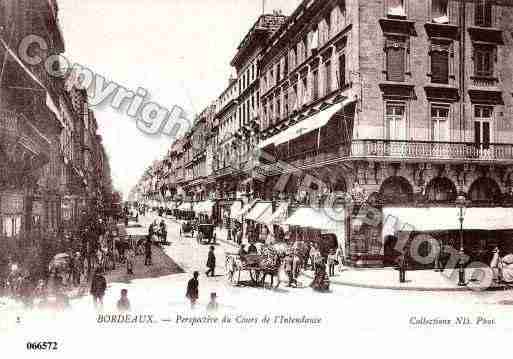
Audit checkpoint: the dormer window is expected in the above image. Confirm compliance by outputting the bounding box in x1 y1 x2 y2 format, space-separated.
432 0 448 24
387 0 405 18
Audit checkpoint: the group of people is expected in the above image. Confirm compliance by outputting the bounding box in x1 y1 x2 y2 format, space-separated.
149 219 168 245
185 271 219 311
90 269 131 311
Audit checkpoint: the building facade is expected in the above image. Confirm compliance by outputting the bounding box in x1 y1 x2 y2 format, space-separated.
134 0 513 269
0 0 114 277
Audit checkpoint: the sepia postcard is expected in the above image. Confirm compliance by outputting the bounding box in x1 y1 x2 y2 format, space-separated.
2 0 513 357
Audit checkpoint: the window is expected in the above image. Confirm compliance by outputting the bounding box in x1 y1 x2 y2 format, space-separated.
338 54 346 87
325 61 332 95
385 102 406 140
277 98 281 120
277 63 281 82
292 84 298 110
474 105 493 150
312 69 319 101
431 42 449 84
324 13 331 42
284 93 289 117
475 0 492 27
301 76 308 105
311 26 319 50
385 37 406 82
387 0 405 17
302 35 308 60
432 0 448 23
431 105 450 142
474 45 494 77
290 48 296 70
2 216 22 238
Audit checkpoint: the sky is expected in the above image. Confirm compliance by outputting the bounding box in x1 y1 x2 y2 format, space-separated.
58 0 301 199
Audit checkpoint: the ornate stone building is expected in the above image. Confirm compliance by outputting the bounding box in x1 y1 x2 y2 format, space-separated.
135 0 513 269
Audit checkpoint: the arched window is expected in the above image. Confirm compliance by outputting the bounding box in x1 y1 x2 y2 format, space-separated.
469 177 501 203
425 177 457 203
379 176 413 203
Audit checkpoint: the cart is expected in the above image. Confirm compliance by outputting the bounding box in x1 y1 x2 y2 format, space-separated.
225 246 284 289
196 223 216 245
179 221 195 238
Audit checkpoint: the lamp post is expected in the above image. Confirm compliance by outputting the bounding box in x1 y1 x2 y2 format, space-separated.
456 195 467 286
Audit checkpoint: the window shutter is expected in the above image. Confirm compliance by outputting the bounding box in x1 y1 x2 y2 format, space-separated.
387 47 405 82
483 122 490 148
474 121 481 145
431 50 449 83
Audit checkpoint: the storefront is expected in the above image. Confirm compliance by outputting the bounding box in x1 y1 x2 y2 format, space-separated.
245 201 274 243
194 200 215 222
0 192 25 240
284 206 345 256
382 207 513 269
176 201 195 220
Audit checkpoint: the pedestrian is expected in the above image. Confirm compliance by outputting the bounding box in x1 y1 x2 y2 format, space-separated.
327 249 337 277
90 269 107 310
206 246 216 277
336 246 344 272
160 220 167 245
310 258 330 292
126 246 135 275
186 271 199 309
117 289 131 312
397 248 409 283
72 252 82 286
144 235 153 266
206 292 218 312
148 221 155 238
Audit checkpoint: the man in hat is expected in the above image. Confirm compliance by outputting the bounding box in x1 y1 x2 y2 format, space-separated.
206 246 216 277
186 271 199 309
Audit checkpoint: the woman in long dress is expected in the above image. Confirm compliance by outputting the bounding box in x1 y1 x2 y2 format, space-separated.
310 257 329 292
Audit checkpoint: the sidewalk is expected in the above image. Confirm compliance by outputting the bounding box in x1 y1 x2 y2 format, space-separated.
141 214 499 292
300 267 501 292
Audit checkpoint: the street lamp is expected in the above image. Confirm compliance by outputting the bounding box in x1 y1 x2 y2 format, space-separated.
455 194 468 286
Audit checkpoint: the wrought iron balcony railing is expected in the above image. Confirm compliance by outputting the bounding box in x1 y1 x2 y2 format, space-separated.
350 139 513 162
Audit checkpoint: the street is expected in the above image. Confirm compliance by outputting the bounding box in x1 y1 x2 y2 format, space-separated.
38 215 513 317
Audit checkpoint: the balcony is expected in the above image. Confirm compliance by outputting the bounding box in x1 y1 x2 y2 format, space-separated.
350 139 513 163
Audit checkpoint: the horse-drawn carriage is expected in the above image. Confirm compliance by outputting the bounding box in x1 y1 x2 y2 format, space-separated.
225 244 302 289
196 223 216 245
179 220 196 238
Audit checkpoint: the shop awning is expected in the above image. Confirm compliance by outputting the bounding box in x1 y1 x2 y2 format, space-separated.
267 202 289 225
284 207 345 232
177 202 194 211
246 201 274 224
195 200 215 215
382 207 513 237
230 199 258 220
228 201 242 219
258 99 353 149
